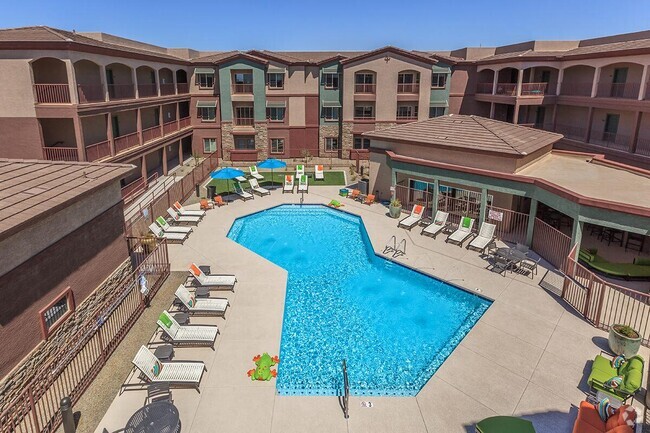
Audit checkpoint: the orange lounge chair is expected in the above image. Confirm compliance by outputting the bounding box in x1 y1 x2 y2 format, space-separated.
200 199 214 210
348 189 360 200
213 196 226 207
572 400 635 433
364 194 375 205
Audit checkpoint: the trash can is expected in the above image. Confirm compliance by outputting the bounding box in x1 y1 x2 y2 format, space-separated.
206 185 216 200
358 180 369 195
195 183 200 197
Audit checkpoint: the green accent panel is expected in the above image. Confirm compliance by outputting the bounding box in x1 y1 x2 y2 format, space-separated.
319 61 343 126
195 67 215 74
430 61 452 106
218 59 267 122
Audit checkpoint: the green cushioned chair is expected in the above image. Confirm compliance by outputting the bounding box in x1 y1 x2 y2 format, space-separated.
587 353 645 401
476 416 535 433
578 248 650 280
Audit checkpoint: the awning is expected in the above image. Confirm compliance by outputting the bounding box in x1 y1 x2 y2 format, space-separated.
322 65 339 73
267 67 286 74
322 101 341 108
429 100 449 107
431 65 451 73
196 100 217 108
195 67 215 74
266 101 286 108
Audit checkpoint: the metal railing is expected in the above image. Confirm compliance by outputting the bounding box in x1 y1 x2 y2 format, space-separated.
521 82 549 96
634 137 650 157
232 83 253 94
340 360 349 419
121 172 159 205
0 240 169 433
114 132 140 154
159 83 175 96
554 124 587 141
597 82 641 99
234 117 254 126
142 125 162 143
107 84 135 100
33 84 71 104
85 140 111 162
476 82 494 94
42 146 79 162
176 83 189 94
559 81 593 96
494 83 517 96
354 83 376 94
77 84 105 103
397 83 419 93
137 83 157 98
486 205 529 245
531 217 571 269
589 132 631 152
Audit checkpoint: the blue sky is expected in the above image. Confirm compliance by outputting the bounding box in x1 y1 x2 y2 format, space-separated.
1 0 649 51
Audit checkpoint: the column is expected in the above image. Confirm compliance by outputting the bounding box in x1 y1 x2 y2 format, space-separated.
513 103 521 124
525 199 538 247
590 67 601 98
630 111 642 153
72 116 86 161
178 140 184 165
136 108 143 145
638 65 648 100
491 71 498 95
479 188 488 225
584 107 594 142
570 218 584 252
141 155 148 186
65 60 79 104
432 178 439 217
515 69 524 96
131 68 139 99
176 103 180 129
99 66 109 101
106 113 115 156
489 102 495 119
162 145 168 175
390 168 397 200
556 68 564 96
159 105 164 135
155 69 162 97
551 104 558 131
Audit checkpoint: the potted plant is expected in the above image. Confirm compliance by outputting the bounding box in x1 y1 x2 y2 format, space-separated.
140 233 157 255
389 198 402 218
608 324 642 357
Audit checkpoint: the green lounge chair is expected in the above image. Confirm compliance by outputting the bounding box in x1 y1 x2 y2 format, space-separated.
587 352 644 402
579 248 650 280
476 416 535 433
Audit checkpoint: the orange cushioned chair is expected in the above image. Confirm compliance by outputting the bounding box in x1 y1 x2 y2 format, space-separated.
213 196 226 207
572 401 636 433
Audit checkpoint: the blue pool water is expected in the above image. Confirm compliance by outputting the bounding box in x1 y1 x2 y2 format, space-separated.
227 205 491 396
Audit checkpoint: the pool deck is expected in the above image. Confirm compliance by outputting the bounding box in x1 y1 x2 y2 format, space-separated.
95 186 649 433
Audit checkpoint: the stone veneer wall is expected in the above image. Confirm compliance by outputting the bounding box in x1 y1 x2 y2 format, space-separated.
319 124 341 157
254 122 269 161
220 123 234 161
0 259 133 411
341 122 397 159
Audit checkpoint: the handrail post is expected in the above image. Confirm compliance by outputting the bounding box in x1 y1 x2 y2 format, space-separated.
342 359 349 419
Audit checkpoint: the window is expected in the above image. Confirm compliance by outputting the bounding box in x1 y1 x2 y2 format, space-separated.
268 73 284 89
234 136 256 150
203 138 217 153
353 136 370 149
233 72 253 93
198 106 216 122
197 73 214 89
322 106 340 121
39 287 74 338
235 106 254 125
266 107 286 121
398 72 419 93
397 105 418 119
270 138 284 154
354 105 374 119
325 137 339 152
355 73 374 84
323 73 339 89
431 73 447 88
429 106 445 118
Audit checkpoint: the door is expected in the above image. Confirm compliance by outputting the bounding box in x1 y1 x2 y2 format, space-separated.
611 68 628 97
603 113 619 142
106 69 115 98
111 116 120 138
540 70 551 83
534 106 546 127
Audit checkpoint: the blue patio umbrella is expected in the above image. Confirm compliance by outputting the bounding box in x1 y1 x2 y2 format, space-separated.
257 158 287 188
210 167 246 197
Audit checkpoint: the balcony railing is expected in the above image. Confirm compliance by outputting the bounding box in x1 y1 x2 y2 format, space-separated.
635 137 650 157
34 84 71 104
476 82 494 94
559 81 592 96
354 83 376 94
521 82 549 96
142 125 162 143
85 140 111 162
179 116 191 129
137 83 158 98
177 83 189 94
160 83 175 96
596 82 640 99
77 84 105 103
494 83 517 96
396 115 418 121
234 117 254 126
590 132 631 152
397 83 419 93
353 114 375 120
162 120 179 135
114 132 140 154
42 146 78 161
554 124 587 141
108 84 135 100
232 83 254 94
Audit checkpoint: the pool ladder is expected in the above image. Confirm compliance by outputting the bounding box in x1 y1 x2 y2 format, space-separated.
339 359 350 419
383 235 406 258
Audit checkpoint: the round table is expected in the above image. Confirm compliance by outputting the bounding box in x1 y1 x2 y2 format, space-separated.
125 401 180 433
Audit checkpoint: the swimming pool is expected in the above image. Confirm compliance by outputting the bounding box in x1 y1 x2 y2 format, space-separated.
227 205 491 396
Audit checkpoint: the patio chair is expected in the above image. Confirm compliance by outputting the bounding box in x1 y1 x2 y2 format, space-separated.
572 401 636 433
200 199 214 210
283 175 294 194
398 205 425 230
157 310 218 348
467 222 497 253
188 263 237 289
167 208 201 225
234 182 254 201
234 174 247 183
519 257 540 278
173 201 206 218
249 178 270 196
363 194 375 205
249 165 264 181
445 216 475 247
298 175 309 193
588 352 645 402
213 196 227 207
315 165 324 180
155 216 192 234
486 255 511 277
421 210 449 239
149 223 188 243
296 164 305 177
347 189 360 200
132 345 205 392
175 285 230 317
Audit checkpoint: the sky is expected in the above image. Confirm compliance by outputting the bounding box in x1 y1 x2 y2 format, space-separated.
1 0 649 52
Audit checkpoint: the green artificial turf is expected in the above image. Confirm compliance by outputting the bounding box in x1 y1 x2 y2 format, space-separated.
206 170 346 195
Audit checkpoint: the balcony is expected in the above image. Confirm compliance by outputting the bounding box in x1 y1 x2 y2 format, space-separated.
559 82 593 97
85 139 111 162
77 84 105 103
354 84 376 94
229 149 258 162
34 84 71 104
138 84 158 98
476 83 493 94
521 82 550 96
142 125 162 143
179 116 191 129
596 82 641 99
42 146 78 161
177 83 189 94
494 83 517 96
397 83 419 93
590 132 631 152
234 117 254 126
232 84 254 94
160 83 175 96
554 124 587 141
108 84 135 101
635 137 650 157
353 114 375 121
162 120 179 135
114 132 140 154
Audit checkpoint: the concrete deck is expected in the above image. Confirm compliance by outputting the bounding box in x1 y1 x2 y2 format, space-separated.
95 185 649 433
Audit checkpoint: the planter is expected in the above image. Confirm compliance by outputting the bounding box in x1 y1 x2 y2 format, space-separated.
389 204 402 219
608 325 642 357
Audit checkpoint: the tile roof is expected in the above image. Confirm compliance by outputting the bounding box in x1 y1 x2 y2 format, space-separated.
191 50 244 63
0 159 134 240
363 115 563 156
563 38 650 57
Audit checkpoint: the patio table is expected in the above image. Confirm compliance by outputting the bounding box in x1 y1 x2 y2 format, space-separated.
495 247 527 271
125 401 179 433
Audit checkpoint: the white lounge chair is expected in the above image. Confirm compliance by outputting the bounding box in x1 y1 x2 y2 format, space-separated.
234 182 254 201
157 310 218 348
446 217 475 247
297 174 308 193
132 345 205 391
234 174 247 183
249 165 264 181
421 211 449 239
283 175 294 194
398 204 425 230
249 178 270 196
167 208 201 224
175 285 230 316
173 201 206 218
467 222 497 253
149 223 188 242
188 263 237 290
295 164 305 178
314 164 324 180
156 216 192 234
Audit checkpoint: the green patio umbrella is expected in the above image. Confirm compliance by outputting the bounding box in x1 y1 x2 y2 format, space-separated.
476 416 536 433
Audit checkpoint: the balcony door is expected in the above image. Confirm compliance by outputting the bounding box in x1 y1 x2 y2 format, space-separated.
111 116 120 138
603 113 619 142
611 68 628 97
